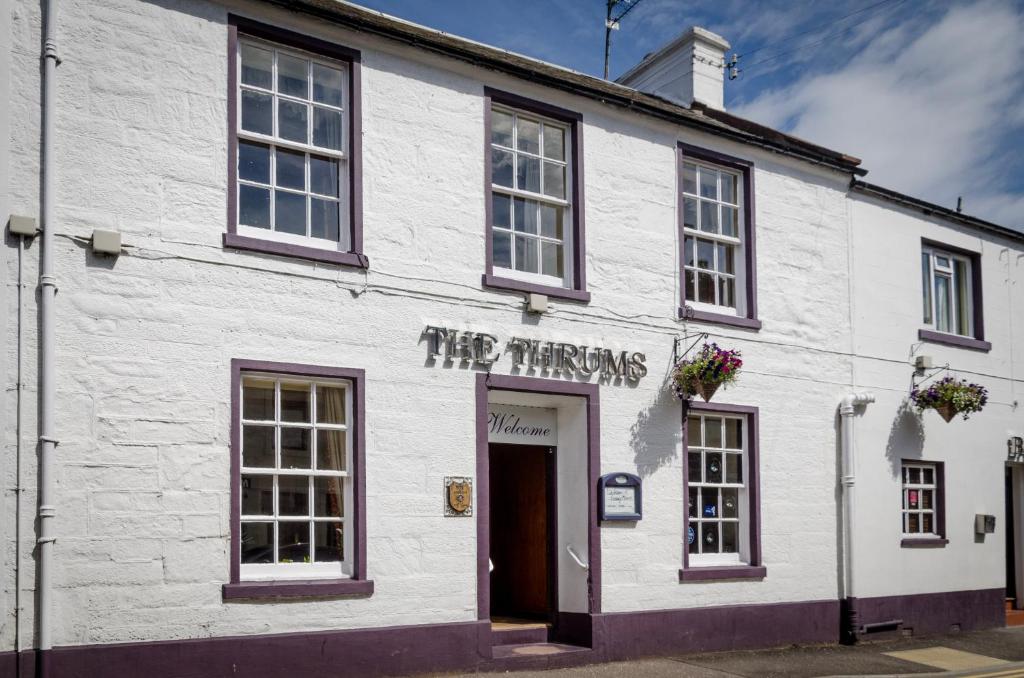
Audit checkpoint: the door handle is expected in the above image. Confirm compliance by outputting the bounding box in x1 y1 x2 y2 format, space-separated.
566 544 588 570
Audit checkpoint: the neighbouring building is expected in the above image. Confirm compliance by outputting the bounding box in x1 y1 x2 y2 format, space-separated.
2 0 1023 675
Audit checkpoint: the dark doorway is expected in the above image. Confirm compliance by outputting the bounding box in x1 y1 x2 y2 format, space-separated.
489 443 556 622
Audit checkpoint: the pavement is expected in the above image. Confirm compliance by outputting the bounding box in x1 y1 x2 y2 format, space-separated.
440 625 1024 677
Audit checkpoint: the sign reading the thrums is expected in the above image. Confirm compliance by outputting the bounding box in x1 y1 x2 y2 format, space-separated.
424 326 647 381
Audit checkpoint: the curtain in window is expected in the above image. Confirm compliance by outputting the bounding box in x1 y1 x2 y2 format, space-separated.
321 386 346 561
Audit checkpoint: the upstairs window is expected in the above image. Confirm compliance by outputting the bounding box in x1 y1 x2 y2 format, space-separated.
921 245 973 337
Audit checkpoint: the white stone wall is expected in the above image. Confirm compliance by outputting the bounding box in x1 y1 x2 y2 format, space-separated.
849 195 1024 599
2 0 1020 652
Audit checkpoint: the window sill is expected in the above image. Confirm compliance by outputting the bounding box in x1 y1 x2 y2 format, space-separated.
678 565 766 582
223 233 369 268
482 273 591 303
917 329 991 352
680 307 762 330
900 537 948 548
222 578 374 600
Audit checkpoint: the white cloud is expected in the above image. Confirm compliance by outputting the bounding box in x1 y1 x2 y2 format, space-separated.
734 0 1024 231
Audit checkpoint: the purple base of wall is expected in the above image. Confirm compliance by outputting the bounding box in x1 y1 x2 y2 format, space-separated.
846 587 1005 641
0 589 1004 677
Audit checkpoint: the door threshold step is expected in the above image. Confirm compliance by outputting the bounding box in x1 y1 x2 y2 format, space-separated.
491 623 550 645
491 642 591 659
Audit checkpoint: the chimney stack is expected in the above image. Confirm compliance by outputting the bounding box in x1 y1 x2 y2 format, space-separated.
616 27 730 110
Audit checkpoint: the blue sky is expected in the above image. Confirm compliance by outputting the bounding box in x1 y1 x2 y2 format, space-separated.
352 0 1024 232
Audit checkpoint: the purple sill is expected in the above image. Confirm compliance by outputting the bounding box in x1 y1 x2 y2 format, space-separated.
481 273 591 302
918 329 991 352
222 578 374 600
900 537 949 548
223 233 369 268
678 565 767 582
679 307 762 330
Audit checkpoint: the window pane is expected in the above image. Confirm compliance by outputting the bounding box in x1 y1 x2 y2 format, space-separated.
908 467 920 484
242 425 275 468
239 141 270 183
541 241 563 278
922 467 934 485
492 193 512 229
922 252 932 324
721 207 738 237
683 163 697 194
309 155 339 197
242 475 274 516
705 418 722 447
696 239 714 270
241 523 273 563
921 490 933 510
242 379 275 420
922 513 933 533
688 525 699 554
683 198 698 230
313 107 343 150
493 230 512 268
688 452 702 483
687 416 702 445
314 477 344 518
281 427 311 469
316 430 347 471
699 169 717 198
684 236 695 267
908 513 920 533
688 486 698 518
275 191 307 236
513 198 537 234
315 522 344 562
312 63 343 107
279 476 309 516
705 452 723 483
514 235 538 273
701 489 718 518
722 488 738 517
310 199 339 241
716 244 734 273
278 522 310 563
954 259 970 336
240 44 273 89
516 117 540 154
278 100 309 143
719 277 735 308
702 522 719 552
935 275 951 332
725 419 741 448
278 53 309 98
241 90 273 135
516 155 541 193
725 453 741 483
700 201 718 233
907 489 919 509
685 271 695 302
316 385 347 424
543 125 565 160
721 173 737 204
239 185 271 229
491 149 514 188
722 522 738 553
276 149 305 190
698 273 715 304
491 110 513 147
281 383 311 421
543 161 565 199
539 204 563 239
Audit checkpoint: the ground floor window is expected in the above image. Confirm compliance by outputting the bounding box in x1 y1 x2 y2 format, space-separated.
902 460 944 538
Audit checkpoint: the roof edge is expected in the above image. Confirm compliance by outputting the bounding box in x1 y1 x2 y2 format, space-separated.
851 180 1024 244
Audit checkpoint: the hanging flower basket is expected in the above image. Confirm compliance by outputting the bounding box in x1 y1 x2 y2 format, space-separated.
672 343 742 403
910 376 988 422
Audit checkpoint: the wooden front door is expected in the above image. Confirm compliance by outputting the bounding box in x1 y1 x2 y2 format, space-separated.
489 443 555 621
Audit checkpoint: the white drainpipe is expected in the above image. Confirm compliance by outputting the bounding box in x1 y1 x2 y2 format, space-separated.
38 0 60 670
839 392 875 639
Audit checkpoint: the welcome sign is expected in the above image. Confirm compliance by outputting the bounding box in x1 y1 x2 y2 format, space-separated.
487 405 558 446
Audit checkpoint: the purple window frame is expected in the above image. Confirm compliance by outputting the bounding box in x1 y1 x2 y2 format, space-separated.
482 87 590 303
224 15 367 269
223 359 372 600
678 142 760 330
918 239 989 352
680 401 765 581
900 459 948 548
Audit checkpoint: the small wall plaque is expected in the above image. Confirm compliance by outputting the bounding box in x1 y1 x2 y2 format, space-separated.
444 476 473 517
599 472 642 521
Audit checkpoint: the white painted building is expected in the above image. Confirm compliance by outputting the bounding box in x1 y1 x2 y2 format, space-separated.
1 0 1022 675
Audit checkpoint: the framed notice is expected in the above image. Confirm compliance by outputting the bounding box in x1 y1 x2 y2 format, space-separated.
598 473 642 521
